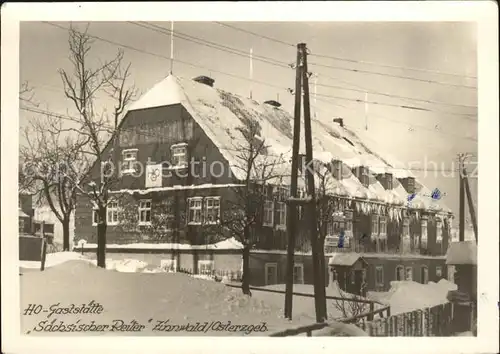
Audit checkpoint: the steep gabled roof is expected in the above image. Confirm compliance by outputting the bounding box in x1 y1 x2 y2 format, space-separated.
126 75 451 213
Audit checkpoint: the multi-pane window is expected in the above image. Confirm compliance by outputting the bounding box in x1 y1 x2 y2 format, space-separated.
205 197 220 224
371 215 379 235
263 200 274 226
421 219 428 248
395 265 404 281
402 218 410 238
379 216 387 238
138 200 152 225
293 264 304 284
436 266 442 278
332 160 343 180
171 143 188 167
92 207 99 226
436 220 443 243
198 260 214 275
107 201 119 225
375 266 384 286
188 197 203 224
421 266 429 284
265 263 278 285
276 202 286 229
385 173 393 190
405 266 413 281
121 148 138 174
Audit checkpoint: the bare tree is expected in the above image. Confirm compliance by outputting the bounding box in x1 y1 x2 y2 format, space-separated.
313 162 339 319
332 274 369 322
20 114 89 251
220 117 287 296
57 24 136 267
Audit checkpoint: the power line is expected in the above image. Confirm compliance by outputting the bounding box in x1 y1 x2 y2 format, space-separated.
313 97 478 142
129 21 291 70
40 22 477 142
309 61 477 90
21 104 466 175
42 21 288 92
314 81 477 110
309 52 477 80
313 92 477 120
214 21 476 80
214 22 296 48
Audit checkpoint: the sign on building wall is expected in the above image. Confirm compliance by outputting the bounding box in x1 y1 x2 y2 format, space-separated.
145 164 163 188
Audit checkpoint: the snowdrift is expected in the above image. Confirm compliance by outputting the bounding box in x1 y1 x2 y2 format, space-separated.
367 280 457 315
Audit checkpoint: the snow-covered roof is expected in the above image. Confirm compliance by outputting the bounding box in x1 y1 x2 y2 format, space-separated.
446 241 477 265
328 252 366 266
19 208 29 218
126 75 450 213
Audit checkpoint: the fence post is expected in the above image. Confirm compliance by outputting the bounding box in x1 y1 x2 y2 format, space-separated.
394 316 398 337
40 221 47 271
368 302 375 321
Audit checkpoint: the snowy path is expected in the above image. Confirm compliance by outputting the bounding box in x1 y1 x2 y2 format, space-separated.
20 260 347 336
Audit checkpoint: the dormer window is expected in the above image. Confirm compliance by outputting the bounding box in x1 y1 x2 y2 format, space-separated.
354 166 369 188
331 160 343 180
385 173 393 190
399 177 416 194
122 148 138 174
170 143 188 168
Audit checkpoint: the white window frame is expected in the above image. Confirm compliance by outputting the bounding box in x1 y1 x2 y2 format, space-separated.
265 262 278 285
107 200 119 226
204 196 221 224
293 263 304 284
402 218 410 238
405 266 413 281
160 259 177 273
447 265 455 283
371 215 379 236
198 260 214 275
436 266 442 278
92 207 99 226
375 266 384 287
421 266 429 284
170 143 188 168
395 265 405 281
138 199 152 225
187 197 203 225
275 200 287 230
263 200 274 227
379 216 387 238
121 148 138 175
436 220 443 243
421 219 428 247
333 160 342 180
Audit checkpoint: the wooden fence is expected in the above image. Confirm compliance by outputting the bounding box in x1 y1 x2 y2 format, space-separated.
358 302 453 336
178 268 243 282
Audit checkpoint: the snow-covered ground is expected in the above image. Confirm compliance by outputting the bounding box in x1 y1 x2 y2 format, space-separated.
367 280 457 315
19 259 367 336
19 252 92 269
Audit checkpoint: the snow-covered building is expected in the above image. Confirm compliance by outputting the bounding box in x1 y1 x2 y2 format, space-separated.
74 74 454 291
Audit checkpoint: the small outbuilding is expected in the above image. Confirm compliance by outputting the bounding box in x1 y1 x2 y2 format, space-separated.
328 252 368 296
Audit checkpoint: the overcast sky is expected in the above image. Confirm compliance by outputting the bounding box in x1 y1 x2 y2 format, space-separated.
19 21 478 223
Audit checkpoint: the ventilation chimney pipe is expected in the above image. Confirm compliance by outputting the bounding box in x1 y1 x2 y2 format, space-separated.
333 118 344 127
264 100 282 108
193 76 215 87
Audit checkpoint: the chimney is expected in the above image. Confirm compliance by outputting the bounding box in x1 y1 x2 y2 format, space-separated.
333 118 344 127
193 76 215 87
399 177 415 194
264 100 282 108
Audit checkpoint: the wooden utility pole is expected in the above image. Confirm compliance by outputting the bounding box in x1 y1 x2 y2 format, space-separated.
458 154 465 242
284 44 303 320
302 43 324 323
462 157 478 243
